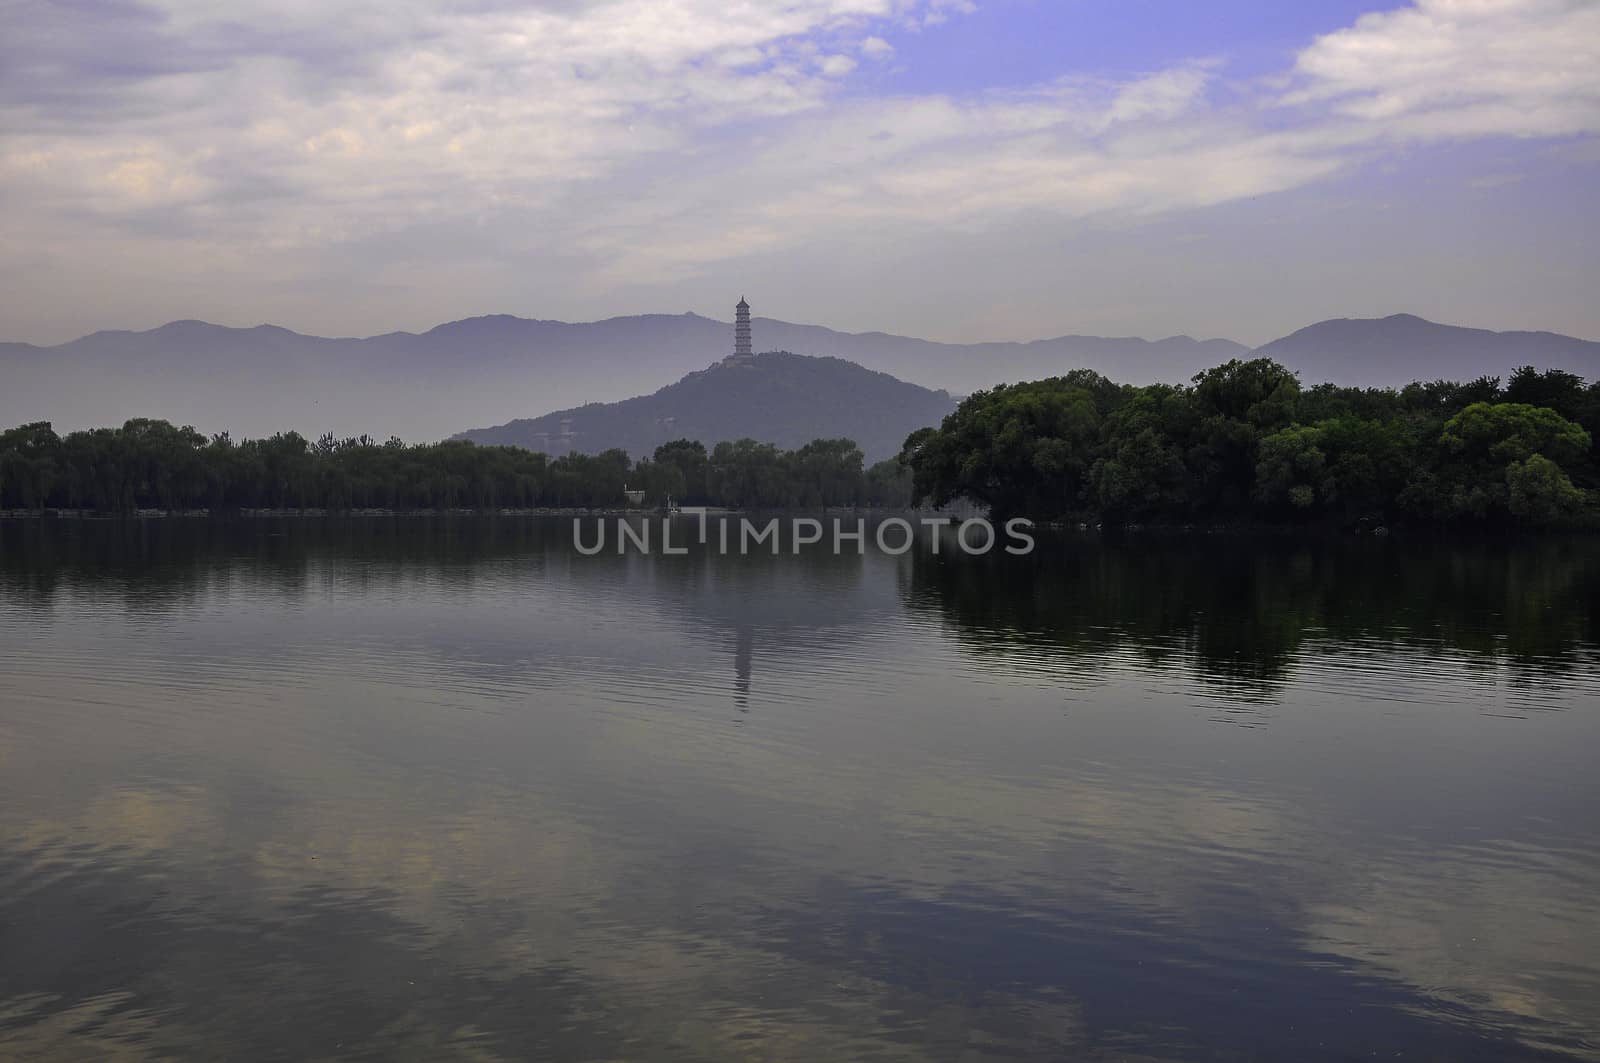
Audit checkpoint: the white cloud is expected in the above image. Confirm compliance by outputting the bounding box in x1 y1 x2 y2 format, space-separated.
1101 65 1216 129
818 54 859 77
860 36 895 60
1286 0 1600 139
2 1 950 250
0 0 1596 342
917 0 977 29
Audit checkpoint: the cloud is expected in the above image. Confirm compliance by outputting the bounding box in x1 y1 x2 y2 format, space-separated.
860 35 895 60
817 53 859 77
0 1 950 231
0 0 1596 341
1101 64 1216 128
1286 0 1600 140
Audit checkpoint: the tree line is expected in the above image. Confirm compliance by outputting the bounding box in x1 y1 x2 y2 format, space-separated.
0 422 913 513
6 358 1597 525
901 360 1600 527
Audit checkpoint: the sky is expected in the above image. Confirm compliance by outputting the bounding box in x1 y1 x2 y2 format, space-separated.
1 0 1597 347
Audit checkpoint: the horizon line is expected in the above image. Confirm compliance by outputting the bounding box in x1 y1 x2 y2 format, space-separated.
6 309 1596 354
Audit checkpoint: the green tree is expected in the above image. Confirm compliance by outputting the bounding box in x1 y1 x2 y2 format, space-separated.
1254 425 1329 513
1506 454 1588 525
1192 358 1300 427
905 373 1118 520
0 422 62 509
652 439 710 503
1440 402 1589 466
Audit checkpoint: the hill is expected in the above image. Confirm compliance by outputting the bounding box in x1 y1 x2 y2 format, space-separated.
1254 314 1600 388
452 352 957 464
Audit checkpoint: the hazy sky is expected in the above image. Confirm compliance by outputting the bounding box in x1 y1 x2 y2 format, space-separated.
2 0 1597 347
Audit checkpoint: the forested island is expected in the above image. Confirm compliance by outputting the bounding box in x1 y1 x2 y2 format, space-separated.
3 358 1597 528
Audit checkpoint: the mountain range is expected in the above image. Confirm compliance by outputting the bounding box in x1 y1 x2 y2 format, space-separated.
1253 314 1600 387
3 312 1597 449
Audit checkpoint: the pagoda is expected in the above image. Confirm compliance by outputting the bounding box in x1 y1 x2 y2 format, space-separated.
733 297 752 358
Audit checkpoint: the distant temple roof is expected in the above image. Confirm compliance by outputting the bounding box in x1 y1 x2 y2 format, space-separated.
736 296 749 308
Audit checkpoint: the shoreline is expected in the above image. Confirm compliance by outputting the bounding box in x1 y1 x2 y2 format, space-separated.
0 507 647 520
0 505 926 520
4 508 1594 535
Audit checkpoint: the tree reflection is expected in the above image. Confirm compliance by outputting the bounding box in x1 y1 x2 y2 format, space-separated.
5 518 1598 699
905 533 1600 696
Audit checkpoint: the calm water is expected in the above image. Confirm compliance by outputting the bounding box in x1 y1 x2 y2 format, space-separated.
2 518 1598 1061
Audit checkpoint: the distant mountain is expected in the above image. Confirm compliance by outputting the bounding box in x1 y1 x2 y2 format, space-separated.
1253 314 1600 388
751 321 1249 396
5 310 1597 443
453 352 957 464
0 315 730 444
0 313 1243 442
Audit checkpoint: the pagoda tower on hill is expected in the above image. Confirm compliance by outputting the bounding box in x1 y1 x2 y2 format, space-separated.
733 297 752 358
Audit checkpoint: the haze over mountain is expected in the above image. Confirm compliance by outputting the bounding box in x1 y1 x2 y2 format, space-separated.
0 313 1246 442
453 353 957 465
2 312 1596 445
1254 314 1600 389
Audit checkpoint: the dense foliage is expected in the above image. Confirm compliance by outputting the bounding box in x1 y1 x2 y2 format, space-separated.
8 358 1597 526
0 423 913 513
902 361 1600 527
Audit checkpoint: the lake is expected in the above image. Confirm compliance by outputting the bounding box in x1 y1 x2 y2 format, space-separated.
1 517 1597 1061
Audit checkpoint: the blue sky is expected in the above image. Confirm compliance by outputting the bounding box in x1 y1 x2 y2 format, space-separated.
852 0 1400 93
1 0 1596 346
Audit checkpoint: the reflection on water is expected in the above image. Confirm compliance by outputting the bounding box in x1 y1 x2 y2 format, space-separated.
1 518 1597 1061
907 535 1600 697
